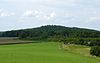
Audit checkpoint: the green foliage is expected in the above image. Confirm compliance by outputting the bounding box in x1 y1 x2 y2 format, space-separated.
90 46 100 56
62 38 100 46
0 25 100 40
0 32 3 37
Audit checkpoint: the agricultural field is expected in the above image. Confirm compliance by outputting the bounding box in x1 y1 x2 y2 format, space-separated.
0 37 34 45
0 41 99 63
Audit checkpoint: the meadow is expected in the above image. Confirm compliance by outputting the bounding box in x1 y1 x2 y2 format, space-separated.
0 41 99 63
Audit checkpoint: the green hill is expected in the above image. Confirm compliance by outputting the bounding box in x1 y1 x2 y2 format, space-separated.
0 25 100 40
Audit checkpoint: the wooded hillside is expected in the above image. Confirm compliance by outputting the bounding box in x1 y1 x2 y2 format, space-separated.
0 25 100 40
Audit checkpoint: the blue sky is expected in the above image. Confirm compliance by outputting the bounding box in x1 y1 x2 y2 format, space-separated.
0 0 100 31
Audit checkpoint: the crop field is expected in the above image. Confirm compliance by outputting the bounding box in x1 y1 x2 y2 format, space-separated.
0 41 99 63
0 37 34 45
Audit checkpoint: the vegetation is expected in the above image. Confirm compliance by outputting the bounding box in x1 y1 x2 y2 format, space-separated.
0 25 100 40
61 38 100 46
90 46 100 56
61 38 100 56
62 44 91 56
0 25 100 57
0 42 99 63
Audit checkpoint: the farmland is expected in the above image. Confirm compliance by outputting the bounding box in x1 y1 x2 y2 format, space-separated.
0 37 34 45
0 41 99 63
0 0 100 63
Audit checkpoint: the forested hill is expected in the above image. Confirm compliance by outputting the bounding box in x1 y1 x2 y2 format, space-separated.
0 25 100 40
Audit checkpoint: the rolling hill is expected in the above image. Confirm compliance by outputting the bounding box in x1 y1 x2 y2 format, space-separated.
0 25 100 40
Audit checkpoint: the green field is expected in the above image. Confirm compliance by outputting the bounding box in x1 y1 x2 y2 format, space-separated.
0 42 99 63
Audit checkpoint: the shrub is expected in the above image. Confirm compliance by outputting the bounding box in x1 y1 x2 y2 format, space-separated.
90 46 100 56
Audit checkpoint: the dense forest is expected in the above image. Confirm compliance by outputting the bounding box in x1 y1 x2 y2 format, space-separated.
0 25 100 40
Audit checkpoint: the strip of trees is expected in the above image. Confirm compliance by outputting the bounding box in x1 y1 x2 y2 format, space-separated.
61 38 100 46
60 38 100 56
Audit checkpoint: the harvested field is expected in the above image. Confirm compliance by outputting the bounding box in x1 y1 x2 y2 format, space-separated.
0 37 33 45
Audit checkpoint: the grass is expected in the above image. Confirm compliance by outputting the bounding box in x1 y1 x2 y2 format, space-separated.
0 42 99 63
63 44 90 56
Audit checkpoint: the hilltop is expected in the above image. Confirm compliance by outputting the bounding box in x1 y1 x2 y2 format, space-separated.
0 25 100 40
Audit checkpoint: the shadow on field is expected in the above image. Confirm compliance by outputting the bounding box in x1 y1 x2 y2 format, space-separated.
0 41 41 45
0 37 41 45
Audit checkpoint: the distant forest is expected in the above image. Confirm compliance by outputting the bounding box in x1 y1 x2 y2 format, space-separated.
0 25 100 40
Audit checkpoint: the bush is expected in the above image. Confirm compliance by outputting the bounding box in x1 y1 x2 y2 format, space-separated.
90 46 100 56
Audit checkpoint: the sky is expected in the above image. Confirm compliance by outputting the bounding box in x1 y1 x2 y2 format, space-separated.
0 0 100 31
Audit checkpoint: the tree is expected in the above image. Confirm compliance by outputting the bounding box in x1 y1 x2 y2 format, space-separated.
90 46 100 56
0 25 100 41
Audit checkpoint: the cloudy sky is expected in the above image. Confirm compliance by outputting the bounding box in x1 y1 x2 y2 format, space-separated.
0 0 100 31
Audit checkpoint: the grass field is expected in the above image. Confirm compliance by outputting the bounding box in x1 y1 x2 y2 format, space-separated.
0 42 99 63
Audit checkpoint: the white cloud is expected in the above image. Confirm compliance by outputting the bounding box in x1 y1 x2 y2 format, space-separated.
45 12 56 20
4 0 28 2
89 16 100 21
0 13 10 17
23 10 34 17
42 0 77 3
34 10 39 14
0 9 15 17
0 9 2 12
22 10 56 20
50 12 56 18
88 12 100 22
23 10 41 17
